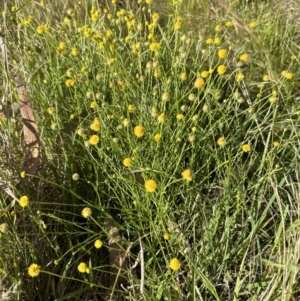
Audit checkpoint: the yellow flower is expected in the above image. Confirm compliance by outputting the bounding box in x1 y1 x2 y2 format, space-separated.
181 169 193 181
120 118 129 127
20 171 26 178
28 263 41 277
162 92 170 102
206 38 213 44
282 71 293 80
273 141 279 147
174 22 181 30
225 21 233 27
176 113 184 120
163 232 170 240
169 258 181 271
157 113 165 123
188 93 196 101
81 207 92 218
215 24 222 32
200 71 209 78
71 47 80 56
72 173 80 181
65 79 75 87
89 135 100 145
36 24 49 34
249 21 256 28
263 75 269 81
19 195 29 208
218 49 227 59
90 118 101 131
0 223 8 233
66 68 73 77
90 101 97 109
214 37 221 44
94 239 103 249
179 72 187 80
154 69 161 78
128 104 136 112
217 65 226 75
194 78 205 89
123 158 132 167
134 125 145 138
153 134 162 142
239 53 249 63
149 42 161 52
77 262 88 273
47 107 55 115
236 72 244 81
145 179 157 193
241 144 251 152
217 136 226 147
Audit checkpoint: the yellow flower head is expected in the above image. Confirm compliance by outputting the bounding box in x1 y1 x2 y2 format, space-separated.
215 24 222 32
28 263 41 277
236 72 244 82
181 169 193 181
214 37 221 44
169 258 181 271
162 92 170 102
149 42 161 52
90 101 97 109
218 49 228 59
217 136 226 147
176 111 185 120
128 104 136 112
225 21 233 27
123 158 132 167
71 48 80 56
0 223 8 233
179 72 187 81
242 144 251 152
239 53 249 63
65 79 75 87
153 134 162 142
282 71 293 80
200 71 209 78
77 262 88 273
157 113 165 123
36 24 49 34
174 22 181 30
263 75 269 82
145 179 157 193
90 118 101 131
94 239 103 249
89 135 100 145
19 195 29 208
194 78 205 89
206 38 213 44
134 125 145 138
217 65 226 75
163 232 170 240
81 207 92 218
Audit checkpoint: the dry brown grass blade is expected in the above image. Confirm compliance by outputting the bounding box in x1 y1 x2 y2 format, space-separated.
14 75 39 177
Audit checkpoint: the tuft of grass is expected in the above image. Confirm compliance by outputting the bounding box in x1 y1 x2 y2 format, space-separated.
0 0 300 300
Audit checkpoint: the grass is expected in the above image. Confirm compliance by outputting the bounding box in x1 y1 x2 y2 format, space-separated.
0 0 300 300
